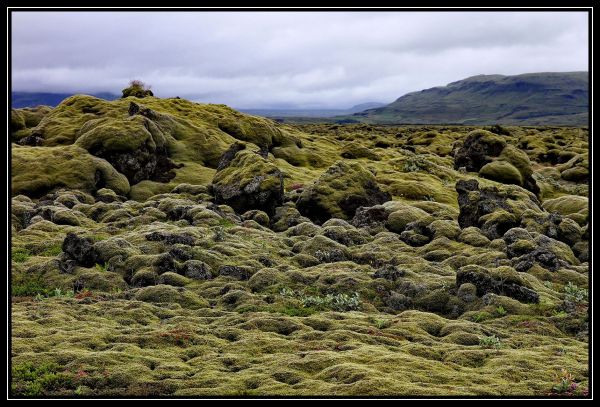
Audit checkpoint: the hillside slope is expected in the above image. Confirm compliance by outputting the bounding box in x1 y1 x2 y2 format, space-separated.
351 72 588 126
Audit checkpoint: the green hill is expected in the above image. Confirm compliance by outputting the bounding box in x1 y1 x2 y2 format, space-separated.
350 72 588 126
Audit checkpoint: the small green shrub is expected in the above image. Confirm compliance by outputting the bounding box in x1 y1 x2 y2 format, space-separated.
495 305 507 317
551 369 586 396
12 278 51 297
213 226 226 242
11 362 74 396
218 218 235 228
564 282 588 304
12 248 30 263
479 335 502 349
121 79 154 98
40 244 63 257
403 156 430 173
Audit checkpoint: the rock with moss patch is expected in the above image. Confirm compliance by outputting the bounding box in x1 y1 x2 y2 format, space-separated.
341 142 380 160
456 179 543 239
212 150 284 216
385 205 432 234
12 145 130 197
454 130 539 194
296 161 391 224
456 265 539 303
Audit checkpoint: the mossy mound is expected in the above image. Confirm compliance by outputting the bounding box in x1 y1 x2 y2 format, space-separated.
296 161 391 224
341 142 380 161
212 149 284 216
12 145 130 197
479 160 523 186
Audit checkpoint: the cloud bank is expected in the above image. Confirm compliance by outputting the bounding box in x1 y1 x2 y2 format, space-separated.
11 11 589 108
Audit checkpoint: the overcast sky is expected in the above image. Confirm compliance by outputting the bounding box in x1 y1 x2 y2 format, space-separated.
11 11 588 109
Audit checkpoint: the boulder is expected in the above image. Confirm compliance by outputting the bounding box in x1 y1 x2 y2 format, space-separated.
454 129 539 194
456 265 539 303
62 233 99 267
12 145 130 198
455 179 543 239
212 150 284 216
75 114 180 184
296 161 391 224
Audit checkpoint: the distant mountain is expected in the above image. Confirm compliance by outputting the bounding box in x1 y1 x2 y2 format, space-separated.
347 102 386 112
12 92 119 108
350 72 588 126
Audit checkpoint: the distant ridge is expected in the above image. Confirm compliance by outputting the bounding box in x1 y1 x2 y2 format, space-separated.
12 91 119 108
350 72 588 126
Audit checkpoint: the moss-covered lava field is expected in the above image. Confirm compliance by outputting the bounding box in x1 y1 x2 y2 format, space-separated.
10 94 589 396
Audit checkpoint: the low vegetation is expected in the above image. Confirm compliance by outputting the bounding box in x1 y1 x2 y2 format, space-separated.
10 91 588 396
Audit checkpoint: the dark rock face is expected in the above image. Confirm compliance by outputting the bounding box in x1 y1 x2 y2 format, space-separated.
145 231 194 246
337 181 392 221
91 142 179 185
456 267 539 303
169 247 193 261
218 265 252 280
399 221 433 247
180 260 212 280
17 133 44 146
456 179 503 229
352 205 389 228
455 179 520 239
61 233 98 267
217 142 246 171
153 253 176 274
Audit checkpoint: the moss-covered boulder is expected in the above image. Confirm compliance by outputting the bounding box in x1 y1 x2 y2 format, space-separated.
11 106 52 142
454 130 506 171
479 161 523 186
75 113 179 184
456 265 539 303
454 130 539 194
456 179 543 240
212 149 284 216
542 195 588 218
341 142 380 160
11 145 130 197
296 161 391 224
385 204 432 234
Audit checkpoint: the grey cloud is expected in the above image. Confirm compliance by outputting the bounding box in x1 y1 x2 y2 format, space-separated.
11 11 588 108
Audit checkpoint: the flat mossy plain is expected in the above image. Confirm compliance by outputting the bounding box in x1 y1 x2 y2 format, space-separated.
11 97 589 397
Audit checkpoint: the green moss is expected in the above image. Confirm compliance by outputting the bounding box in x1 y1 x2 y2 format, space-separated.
385 205 432 233
134 285 209 309
542 195 588 217
296 161 391 222
12 145 130 197
11 362 74 396
341 142 380 160
12 247 31 263
479 160 524 186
